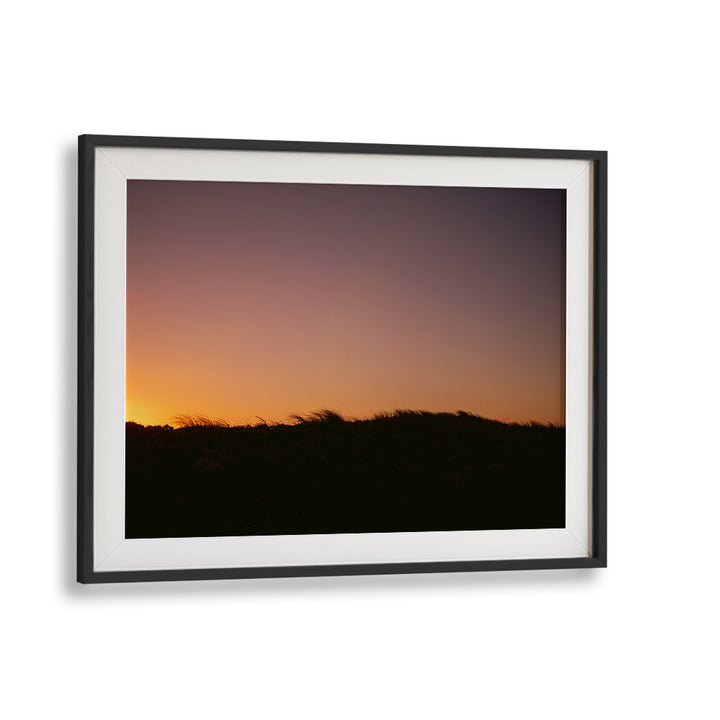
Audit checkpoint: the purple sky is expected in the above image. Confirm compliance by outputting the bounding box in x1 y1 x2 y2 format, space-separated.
126 180 566 426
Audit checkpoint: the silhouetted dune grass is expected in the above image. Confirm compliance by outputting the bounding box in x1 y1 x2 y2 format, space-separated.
125 411 565 538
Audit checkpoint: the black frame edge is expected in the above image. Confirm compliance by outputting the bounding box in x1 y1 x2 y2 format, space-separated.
80 133 605 161
592 152 608 567
76 135 608 584
77 135 95 582
81 557 605 584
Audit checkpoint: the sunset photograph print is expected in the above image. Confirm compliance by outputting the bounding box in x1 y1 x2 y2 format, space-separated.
124 180 566 538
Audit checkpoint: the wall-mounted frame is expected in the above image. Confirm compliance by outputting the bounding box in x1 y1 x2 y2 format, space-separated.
78 135 606 583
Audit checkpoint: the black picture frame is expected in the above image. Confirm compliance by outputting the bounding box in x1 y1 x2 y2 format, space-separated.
78 134 607 583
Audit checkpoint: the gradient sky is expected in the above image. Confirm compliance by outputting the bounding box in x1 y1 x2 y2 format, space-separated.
126 180 566 426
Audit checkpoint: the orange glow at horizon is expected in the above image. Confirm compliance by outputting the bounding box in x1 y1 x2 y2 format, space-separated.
126 181 566 428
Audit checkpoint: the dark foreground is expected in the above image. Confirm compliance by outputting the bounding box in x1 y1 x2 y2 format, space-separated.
125 411 565 538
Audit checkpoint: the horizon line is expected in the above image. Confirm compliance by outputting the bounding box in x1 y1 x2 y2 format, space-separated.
125 409 566 430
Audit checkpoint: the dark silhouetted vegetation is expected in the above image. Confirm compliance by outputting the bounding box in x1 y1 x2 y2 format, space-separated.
125 411 565 538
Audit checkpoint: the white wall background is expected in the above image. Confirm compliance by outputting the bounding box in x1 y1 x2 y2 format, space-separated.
2 2 718 718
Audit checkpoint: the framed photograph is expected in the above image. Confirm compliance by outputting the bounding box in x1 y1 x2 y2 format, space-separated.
78 135 606 583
